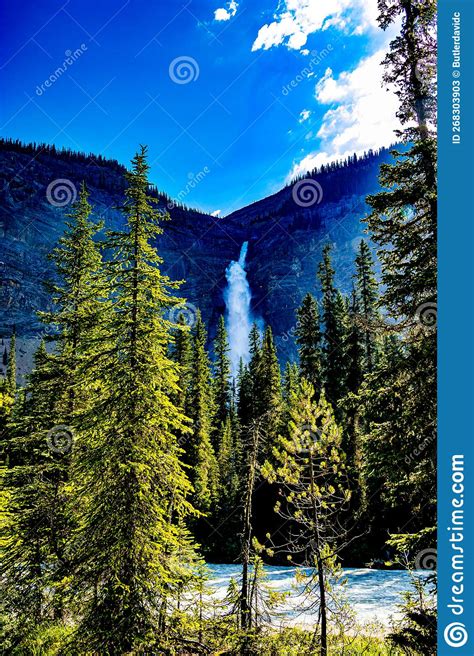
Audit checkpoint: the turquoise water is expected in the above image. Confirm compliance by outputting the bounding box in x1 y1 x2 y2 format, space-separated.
206 563 433 627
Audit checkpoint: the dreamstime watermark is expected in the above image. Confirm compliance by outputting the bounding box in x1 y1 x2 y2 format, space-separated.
167 168 210 210
46 179 77 207
169 56 200 84
46 425 74 455
168 302 198 328
444 622 468 648
415 301 437 334
293 419 331 455
292 179 324 207
36 45 88 96
414 548 437 570
405 431 436 465
444 454 468 648
282 46 333 96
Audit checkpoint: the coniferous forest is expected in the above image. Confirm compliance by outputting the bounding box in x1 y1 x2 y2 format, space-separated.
0 0 437 654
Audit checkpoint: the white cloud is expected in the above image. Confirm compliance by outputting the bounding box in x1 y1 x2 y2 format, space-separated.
299 109 311 123
252 0 379 52
214 1 238 22
211 209 222 217
288 49 401 179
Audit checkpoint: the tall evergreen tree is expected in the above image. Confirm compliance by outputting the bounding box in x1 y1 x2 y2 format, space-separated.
44 182 105 413
262 380 350 656
69 146 197 653
345 289 364 395
0 342 70 648
1 186 106 647
257 326 282 447
363 0 437 544
173 312 193 413
187 312 219 513
295 293 322 395
213 315 231 428
237 359 253 428
317 245 348 409
354 240 379 372
5 331 16 397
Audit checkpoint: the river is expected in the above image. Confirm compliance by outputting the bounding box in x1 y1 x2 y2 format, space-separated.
207 563 433 628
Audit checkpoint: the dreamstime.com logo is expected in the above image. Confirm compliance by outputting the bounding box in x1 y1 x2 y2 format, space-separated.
46 179 77 207
169 56 200 84
292 179 323 207
168 302 198 328
444 622 468 648
46 425 75 455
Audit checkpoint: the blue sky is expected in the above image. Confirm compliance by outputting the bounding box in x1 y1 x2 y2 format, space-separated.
0 0 400 215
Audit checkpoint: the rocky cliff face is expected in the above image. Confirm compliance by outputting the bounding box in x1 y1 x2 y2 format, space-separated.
0 140 393 360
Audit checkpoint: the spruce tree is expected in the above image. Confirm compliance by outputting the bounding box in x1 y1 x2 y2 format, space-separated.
345 289 364 395
354 240 379 372
173 312 193 413
257 325 282 447
213 315 231 428
247 323 262 419
295 293 322 395
363 0 437 544
1 334 16 468
317 245 348 409
0 342 69 647
5 331 16 397
237 359 253 428
70 146 197 653
187 312 219 513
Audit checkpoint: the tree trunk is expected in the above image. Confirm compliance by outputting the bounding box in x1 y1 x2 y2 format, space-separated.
240 419 260 632
309 451 327 656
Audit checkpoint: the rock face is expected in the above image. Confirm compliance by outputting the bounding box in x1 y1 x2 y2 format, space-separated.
0 140 393 361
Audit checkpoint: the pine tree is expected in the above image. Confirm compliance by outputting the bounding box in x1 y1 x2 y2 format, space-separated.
1 186 105 646
0 342 70 647
354 240 379 372
187 312 219 513
317 245 348 409
237 359 253 428
262 379 350 656
283 361 299 404
248 323 262 420
345 289 364 395
173 312 193 413
1 333 16 468
5 331 16 397
257 326 282 448
363 0 437 543
295 293 322 395
69 146 197 653
217 415 237 498
213 315 231 428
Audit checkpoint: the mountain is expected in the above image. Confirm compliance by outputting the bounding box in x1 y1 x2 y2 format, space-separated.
0 138 394 361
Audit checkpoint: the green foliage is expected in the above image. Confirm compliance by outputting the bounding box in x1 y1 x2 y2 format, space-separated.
214 315 232 427
5 332 16 397
362 0 437 549
354 239 379 373
389 576 437 656
0 343 70 651
0 0 438 637
295 293 322 395
318 246 349 410
187 312 220 513
67 146 199 653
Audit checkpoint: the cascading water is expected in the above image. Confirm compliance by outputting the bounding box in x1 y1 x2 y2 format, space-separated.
225 242 252 377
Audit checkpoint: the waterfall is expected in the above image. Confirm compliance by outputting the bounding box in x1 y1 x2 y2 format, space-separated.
225 241 252 377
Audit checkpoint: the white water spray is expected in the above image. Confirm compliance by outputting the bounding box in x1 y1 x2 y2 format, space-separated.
225 242 252 377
